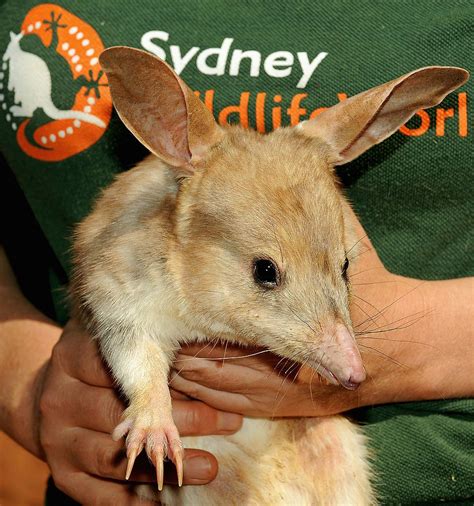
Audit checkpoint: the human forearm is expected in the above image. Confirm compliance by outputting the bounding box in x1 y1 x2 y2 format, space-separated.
0 254 62 457
336 274 474 411
170 271 473 417
419 276 474 399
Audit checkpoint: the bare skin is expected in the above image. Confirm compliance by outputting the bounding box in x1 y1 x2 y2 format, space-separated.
0 216 472 503
0 247 242 505
170 220 474 415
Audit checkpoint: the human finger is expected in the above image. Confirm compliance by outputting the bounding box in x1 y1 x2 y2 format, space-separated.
67 428 219 485
54 380 124 433
170 371 253 415
170 389 190 400
62 379 242 436
51 470 157 506
175 347 280 375
172 353 285 392
172 399 242 436
53 319 113 387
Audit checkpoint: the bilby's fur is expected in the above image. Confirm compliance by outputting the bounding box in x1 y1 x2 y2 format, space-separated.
70 47 468 505
72 129 374 505
147 418 372 505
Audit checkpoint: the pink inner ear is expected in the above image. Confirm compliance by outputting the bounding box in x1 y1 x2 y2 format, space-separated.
340 67 469 162
144 78 192 165
299 66 468 165
101 47 223 171
100 47 193 168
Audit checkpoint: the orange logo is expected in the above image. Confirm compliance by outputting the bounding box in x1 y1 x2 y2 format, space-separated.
2 3 112 161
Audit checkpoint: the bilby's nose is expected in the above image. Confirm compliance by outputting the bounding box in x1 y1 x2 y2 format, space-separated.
332 323 366 390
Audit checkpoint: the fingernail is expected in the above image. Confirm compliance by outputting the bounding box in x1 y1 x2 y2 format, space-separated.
217 411 243 432
185 456 213 481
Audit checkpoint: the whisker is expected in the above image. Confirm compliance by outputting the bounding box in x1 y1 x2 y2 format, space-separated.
288 306 320 335
351 280 398 286
347 245 372 263
352 300 382 333
352 294 385 326
373 281 427 319
346 233 369 257
169 336 221 384
353 284 426 331
216 340 230 389
357 334 436 349
272 362 294 415
354 310 430 334
357 316 426 335
370 308 433 331
358 343 410 370
174 344 287 363
274 355 290 373
284 359 301 377
354 296 433 334
272 358 302 418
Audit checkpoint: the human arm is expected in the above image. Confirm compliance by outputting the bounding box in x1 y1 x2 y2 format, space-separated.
0 245 61 457
0 246 242 504
169 219 474 417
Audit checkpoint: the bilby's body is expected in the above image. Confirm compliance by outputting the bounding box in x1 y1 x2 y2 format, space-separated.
156 417 370 505
70 47 467 505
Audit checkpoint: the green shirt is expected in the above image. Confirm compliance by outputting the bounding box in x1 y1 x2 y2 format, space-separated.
0 1 473 504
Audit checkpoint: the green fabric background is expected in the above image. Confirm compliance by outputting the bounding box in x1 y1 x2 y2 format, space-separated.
0 1 472 504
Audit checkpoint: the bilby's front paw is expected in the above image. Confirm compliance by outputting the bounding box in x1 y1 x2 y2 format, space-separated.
112 408 184 490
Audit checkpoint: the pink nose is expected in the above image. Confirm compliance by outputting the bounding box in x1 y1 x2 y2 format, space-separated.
331 323 366 390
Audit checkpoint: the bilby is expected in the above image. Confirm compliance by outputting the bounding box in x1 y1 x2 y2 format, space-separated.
70 46 468 505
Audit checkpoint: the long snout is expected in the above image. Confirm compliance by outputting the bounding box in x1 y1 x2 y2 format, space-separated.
308 323 366 390
331 323 366 389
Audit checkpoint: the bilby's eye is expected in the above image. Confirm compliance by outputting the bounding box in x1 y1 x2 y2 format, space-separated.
342 257 349 282
253 259 280 288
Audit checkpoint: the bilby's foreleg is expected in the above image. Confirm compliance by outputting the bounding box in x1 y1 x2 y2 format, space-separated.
101 333 182 490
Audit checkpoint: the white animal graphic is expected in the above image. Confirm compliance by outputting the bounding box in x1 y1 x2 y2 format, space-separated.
3 31 105 128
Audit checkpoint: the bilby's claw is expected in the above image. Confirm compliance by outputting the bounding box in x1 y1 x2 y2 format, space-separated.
156 455 164 491
125 443 142 480
113 413 182 491
176 454 184 487
169 440 184 487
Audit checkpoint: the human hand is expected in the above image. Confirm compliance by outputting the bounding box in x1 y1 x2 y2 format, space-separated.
171 343 339 417
37 320 242 505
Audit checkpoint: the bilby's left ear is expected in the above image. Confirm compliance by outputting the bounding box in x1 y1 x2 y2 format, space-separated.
298 66 469 165
99 46 223 175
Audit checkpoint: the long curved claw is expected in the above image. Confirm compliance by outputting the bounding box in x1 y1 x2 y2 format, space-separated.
125 444 141 480
113 414 182 491
155 453 165 491
176 456 184 487
170 441 184 487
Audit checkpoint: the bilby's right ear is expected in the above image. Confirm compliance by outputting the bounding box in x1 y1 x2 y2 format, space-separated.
298 66 469 165
99 47 223 175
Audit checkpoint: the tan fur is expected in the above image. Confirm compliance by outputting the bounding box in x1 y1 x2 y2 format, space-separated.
71 48 468 505
148 418 373 505
71 128 374 504
298 67 469 164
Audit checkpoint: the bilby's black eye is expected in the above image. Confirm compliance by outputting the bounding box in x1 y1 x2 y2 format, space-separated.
253 259 280 288
342 257 349 282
